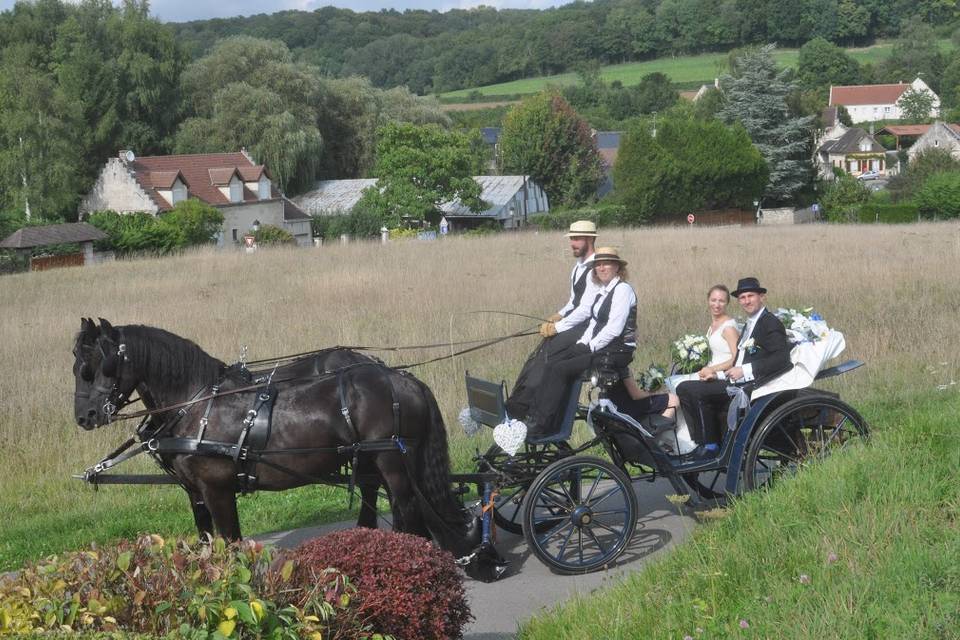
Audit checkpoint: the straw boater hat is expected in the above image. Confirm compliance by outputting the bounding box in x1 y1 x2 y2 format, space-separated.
566 220 597 237
592 247 627 266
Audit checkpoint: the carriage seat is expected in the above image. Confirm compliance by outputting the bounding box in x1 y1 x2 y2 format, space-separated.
464 372 582 445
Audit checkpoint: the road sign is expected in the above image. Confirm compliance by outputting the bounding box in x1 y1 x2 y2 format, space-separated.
687 213 695 225
439 216 449 235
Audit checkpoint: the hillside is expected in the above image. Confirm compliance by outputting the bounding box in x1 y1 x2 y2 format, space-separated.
168 0 945 96
440 40 923 100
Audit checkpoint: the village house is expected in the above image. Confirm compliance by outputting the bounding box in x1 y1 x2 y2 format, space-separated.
79 150 313 247
906 121 960 161
828 77 939 123
816 127 887 178
293 175 549 231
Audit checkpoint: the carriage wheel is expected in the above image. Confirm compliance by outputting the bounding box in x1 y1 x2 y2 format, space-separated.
522 456 637 574
478 442 571 535
743 395 868 492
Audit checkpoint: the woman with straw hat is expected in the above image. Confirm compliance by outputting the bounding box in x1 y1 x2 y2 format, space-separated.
495 247 637 448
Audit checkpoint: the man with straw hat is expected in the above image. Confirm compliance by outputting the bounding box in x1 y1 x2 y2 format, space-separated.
505 220 599 421
496 246 637 451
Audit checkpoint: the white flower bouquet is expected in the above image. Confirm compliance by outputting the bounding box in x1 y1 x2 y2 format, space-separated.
774 307 831 344
636 365 667 392
670 334 711 374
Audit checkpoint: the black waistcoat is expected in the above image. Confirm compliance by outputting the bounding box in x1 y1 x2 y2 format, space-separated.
590 282 637 348
567 263 591 315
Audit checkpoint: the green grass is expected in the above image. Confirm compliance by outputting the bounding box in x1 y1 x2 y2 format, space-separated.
519 391 960 639
440 40 948 100
0 436 491 572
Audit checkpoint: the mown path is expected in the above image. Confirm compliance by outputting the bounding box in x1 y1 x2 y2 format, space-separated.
256 477 696 639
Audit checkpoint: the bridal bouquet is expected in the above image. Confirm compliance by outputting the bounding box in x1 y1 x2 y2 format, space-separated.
671 334 711 374
636 365 667 392
774 307 831 344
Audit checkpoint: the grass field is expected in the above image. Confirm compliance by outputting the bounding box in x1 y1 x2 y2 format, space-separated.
1 222 958 582
440 40 949 100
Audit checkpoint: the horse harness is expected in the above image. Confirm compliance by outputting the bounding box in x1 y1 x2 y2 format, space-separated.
84 355 416 499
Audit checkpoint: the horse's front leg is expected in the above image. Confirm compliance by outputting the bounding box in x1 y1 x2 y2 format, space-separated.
187 488 215 540
198 482 242 541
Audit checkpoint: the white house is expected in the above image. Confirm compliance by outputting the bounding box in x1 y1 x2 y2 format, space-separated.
829 77 940 123
79 150 313 246
293 175 549 231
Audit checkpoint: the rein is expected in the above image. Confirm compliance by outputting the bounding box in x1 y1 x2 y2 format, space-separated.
109 326 538 422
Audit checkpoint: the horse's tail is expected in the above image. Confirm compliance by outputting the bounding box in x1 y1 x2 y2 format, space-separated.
415 382 470 544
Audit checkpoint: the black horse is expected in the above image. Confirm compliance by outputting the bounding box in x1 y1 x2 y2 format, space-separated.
72 318 501 578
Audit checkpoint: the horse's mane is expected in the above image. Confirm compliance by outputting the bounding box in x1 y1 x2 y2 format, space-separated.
120 325 225 390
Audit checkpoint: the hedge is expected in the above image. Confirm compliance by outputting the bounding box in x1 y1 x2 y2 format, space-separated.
855 204 920 224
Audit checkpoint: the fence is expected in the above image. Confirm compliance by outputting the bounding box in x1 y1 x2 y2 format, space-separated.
30 253 85 271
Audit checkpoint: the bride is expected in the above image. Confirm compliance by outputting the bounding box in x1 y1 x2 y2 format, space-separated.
666 285 740 392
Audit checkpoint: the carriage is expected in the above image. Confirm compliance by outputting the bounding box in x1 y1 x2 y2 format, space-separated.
72 318 868 581
459 354 869 574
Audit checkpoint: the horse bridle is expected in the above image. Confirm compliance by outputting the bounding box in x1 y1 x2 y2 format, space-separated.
78 337 135 422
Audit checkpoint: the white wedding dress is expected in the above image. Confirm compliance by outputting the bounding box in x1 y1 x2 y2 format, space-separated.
665 318 738 393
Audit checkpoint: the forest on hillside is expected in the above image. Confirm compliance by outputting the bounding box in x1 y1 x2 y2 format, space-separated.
170 0 957 94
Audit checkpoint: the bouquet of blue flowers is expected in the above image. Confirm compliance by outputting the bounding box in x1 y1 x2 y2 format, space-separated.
774 307 831 344
636 365 667 392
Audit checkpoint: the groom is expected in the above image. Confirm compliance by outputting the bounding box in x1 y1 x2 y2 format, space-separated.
676 277 792 458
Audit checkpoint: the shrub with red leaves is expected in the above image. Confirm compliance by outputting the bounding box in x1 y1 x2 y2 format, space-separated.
288 528 473 640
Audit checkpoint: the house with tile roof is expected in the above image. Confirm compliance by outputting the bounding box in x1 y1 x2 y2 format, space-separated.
816 128 887 178
79 150 313 246
828 77 939 123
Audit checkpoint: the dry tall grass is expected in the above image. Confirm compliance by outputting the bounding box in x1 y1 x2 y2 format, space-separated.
1 223 958 489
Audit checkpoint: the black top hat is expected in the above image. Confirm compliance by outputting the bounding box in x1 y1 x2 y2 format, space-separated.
732 277 767 297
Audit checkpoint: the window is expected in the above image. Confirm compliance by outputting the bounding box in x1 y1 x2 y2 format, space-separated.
229 177 242 203
258 176 271 200
172 179 187 204
231 228 238 242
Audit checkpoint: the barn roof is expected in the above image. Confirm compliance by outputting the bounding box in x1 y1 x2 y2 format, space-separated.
0 222 107 249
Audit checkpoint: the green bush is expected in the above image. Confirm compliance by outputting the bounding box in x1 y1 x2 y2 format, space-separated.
821 176 870 222
86 201 223 255
253 224 295 246
0 535 375 639
531 204 632 231
855 204 921 223
312 208 386 240
913 171 960 219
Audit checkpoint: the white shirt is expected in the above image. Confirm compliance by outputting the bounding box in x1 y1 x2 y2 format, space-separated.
576 277 637 352
720 307 765 382
555 255 600 333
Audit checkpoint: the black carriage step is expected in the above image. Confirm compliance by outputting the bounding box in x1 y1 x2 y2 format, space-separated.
815 359 864 380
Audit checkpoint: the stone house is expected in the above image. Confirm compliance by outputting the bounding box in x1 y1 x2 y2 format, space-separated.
829 77 940 123
906 121 960 162
79 150 313 246
293 175 549 231
816 128 887 178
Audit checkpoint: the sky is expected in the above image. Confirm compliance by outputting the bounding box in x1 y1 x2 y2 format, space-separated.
0 0 565 23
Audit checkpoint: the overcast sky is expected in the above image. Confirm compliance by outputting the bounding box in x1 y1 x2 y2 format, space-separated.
0 0 564 23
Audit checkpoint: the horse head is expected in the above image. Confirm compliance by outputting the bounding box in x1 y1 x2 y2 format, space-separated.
73 318 138 429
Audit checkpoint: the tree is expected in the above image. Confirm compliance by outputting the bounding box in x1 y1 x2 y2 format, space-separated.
887 147 960 201
355 122 485 228
719 44 816 203
634 72 679 114
175 37 324 193
0 0 186 221
613 115 768 222
898 89 936 122
881 16 945 92
498 92 604 208
797 37 861 93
